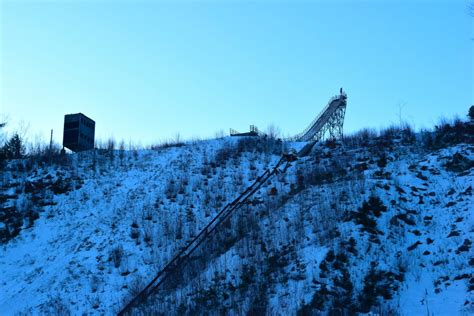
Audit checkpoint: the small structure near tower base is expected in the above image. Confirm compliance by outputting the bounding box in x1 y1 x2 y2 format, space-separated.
63 113 95 152
230 125 266 137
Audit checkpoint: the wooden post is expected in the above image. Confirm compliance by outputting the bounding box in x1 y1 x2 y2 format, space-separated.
49 129 53 164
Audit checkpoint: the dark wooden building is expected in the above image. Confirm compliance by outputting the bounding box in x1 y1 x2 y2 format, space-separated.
63 113 95 152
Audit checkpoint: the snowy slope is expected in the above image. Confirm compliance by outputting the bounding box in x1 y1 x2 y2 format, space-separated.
0 137 472 315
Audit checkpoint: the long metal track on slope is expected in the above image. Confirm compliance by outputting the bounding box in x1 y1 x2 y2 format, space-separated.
288 92 347 142
118 154 295 316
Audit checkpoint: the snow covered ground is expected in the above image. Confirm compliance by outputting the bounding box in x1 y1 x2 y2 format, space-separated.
0 137 472 315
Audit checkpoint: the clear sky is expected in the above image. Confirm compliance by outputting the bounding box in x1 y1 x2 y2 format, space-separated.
1 0 473 146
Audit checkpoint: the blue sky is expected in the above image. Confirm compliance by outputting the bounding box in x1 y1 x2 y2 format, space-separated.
1 0 473 145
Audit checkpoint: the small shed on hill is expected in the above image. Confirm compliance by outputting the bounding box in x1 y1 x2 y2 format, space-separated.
63 113 95 152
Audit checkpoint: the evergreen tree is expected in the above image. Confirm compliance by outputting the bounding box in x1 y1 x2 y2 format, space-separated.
3 133 25 159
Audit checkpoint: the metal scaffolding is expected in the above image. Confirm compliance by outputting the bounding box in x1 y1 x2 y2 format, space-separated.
287 92 347 142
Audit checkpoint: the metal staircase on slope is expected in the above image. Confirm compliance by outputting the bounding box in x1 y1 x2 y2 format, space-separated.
287 92 347 142
118 152 297 316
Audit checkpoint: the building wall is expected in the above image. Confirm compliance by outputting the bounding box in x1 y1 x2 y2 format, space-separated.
63 113 95 152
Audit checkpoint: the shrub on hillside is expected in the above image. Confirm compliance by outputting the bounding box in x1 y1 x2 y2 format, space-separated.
149 134 185 150
294 160 348 192
0 148 5 170
42 296 71 316
299 284 332 314
213 142 238 167
343 128 377 147
357 261 401 313
110 245 124 268
350 195 387 236
0 206 23 244
236 137 283 155
374 124 411 149
420 129 434 149
400 124 416 144
316 249 355 313
444 153 474 173
431 117 473 148
344 113 472 151
376 153 387 169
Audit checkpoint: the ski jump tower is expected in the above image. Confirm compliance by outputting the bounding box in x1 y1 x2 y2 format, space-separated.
288 90 347 142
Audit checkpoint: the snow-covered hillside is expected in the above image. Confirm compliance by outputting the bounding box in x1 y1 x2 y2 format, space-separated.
0 134 473 315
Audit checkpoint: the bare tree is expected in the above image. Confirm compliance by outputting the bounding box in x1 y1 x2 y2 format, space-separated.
107 138 116 162
214 129 225 139
396 101 406 126
174 132 183 146
265 124 281 139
